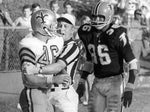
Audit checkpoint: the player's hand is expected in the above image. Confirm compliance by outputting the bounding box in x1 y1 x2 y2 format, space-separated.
76 78 86 98
52 74 71 85
122 89 133 108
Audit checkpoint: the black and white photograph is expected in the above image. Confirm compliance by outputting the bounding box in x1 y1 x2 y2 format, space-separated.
0 0 150 112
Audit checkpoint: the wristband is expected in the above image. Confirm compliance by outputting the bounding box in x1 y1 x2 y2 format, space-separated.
125 83 135 90
46 75 53 84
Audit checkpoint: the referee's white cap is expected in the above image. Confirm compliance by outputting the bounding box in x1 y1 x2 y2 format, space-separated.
57 14 75 26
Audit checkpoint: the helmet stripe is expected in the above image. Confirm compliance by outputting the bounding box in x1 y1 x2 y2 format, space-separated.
93 1 102 15
97 2 102 15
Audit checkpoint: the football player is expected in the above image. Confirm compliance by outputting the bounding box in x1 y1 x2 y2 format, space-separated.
18 9 71 112
77 1 138 112
25 14 80 112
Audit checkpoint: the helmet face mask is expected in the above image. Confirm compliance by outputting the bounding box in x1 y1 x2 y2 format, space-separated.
31 9 57 37
91 15 106 30
91 2 114 30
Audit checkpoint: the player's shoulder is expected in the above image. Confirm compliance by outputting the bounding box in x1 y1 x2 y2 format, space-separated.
111 24 127 33
106 24 127 38
108 24 128 45
78 23 94 34
78 23 95 42
20 33 39 45
19 33 43 51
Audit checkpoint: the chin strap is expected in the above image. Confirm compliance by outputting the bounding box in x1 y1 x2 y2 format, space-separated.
44 27 61 39
44 27 54 38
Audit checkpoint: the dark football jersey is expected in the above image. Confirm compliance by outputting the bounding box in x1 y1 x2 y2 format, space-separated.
78 23 135 78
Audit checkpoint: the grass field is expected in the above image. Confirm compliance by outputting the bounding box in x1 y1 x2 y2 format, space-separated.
0 72 150 112
0 87 150 112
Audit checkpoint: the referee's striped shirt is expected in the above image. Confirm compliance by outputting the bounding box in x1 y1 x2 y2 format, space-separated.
58 38 80 82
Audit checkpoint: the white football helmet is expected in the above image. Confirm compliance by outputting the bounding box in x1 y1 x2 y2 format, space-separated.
31 9 57 36
91 1 114 30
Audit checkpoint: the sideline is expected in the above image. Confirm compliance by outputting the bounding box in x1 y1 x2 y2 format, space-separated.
0 72 23 96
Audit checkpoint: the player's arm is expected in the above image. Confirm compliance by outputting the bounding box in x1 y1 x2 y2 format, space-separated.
118 28 138 108
118 28 138 86
79 42 93 80
22 62 70 89
77 24 94 80
43 42 79 74
19 46 51 88
22 57 67 75
122 58 138 108
29 42 79 75
19 46 69 89
21 62 51 89
40 59 67 74
127 59 138 88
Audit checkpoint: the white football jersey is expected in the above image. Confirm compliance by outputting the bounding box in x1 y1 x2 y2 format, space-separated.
19 33 64 76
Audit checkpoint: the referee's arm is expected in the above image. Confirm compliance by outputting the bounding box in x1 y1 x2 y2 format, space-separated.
40 42 79 74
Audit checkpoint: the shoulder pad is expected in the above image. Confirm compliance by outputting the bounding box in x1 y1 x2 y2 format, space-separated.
79 24 92 32
117 26 127 33
108 25 127 35
19 34 44 54
115 27 128 46
113 25 127 32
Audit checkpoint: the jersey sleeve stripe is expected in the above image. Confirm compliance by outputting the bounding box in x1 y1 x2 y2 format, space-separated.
19 48 36 59
20 55 36 65
19 47 36 65
21 59 36 65
19 53 35 61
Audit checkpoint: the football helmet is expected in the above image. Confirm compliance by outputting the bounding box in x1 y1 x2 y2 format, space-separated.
91 1 114 30
31 8 57 36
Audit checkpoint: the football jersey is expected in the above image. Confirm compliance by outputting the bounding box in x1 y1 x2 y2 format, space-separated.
19 33 64 77
78 23 135 78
